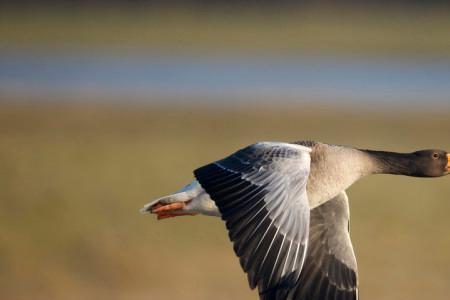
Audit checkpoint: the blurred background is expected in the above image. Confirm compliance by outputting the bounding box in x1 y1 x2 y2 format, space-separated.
1 1 450 300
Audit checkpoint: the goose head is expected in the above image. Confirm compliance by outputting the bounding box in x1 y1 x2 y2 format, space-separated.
411 150 449 177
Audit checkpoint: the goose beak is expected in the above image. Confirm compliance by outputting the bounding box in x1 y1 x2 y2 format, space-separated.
447 154 450 172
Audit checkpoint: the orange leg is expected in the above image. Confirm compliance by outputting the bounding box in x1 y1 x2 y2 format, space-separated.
151 202 197 220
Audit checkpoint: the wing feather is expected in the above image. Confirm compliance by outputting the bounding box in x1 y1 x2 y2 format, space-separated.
194 142 311 296
287 191 359 300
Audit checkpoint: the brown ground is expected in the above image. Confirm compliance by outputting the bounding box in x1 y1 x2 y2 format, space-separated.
1 101 449 300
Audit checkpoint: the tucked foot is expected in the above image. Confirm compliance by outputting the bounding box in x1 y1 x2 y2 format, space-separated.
141 180 220 219
148 201 197 220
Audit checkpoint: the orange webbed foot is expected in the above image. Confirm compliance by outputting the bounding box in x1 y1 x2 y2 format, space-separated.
150 201 197 220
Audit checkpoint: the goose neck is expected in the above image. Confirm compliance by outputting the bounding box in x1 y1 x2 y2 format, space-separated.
361 150 416 176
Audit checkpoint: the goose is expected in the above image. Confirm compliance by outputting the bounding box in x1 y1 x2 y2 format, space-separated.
141 141 449 300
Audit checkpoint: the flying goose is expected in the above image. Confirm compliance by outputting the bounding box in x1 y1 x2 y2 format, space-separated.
141 141 449 300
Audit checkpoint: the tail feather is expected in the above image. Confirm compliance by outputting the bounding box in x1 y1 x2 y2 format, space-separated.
140 180 201 214
140 192 192 214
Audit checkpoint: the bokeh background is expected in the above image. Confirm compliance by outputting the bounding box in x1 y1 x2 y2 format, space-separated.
1 1 450 300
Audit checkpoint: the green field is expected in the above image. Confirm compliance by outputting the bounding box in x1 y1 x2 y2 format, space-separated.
0 102 449 300
1 7 450 57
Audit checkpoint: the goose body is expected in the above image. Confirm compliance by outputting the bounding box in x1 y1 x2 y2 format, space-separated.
142 141 449 300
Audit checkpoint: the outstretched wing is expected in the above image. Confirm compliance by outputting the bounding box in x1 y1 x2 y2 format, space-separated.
286 191 358 300
194 142 312 296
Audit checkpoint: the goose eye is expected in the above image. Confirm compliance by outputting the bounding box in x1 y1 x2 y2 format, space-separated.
432 153 439 159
